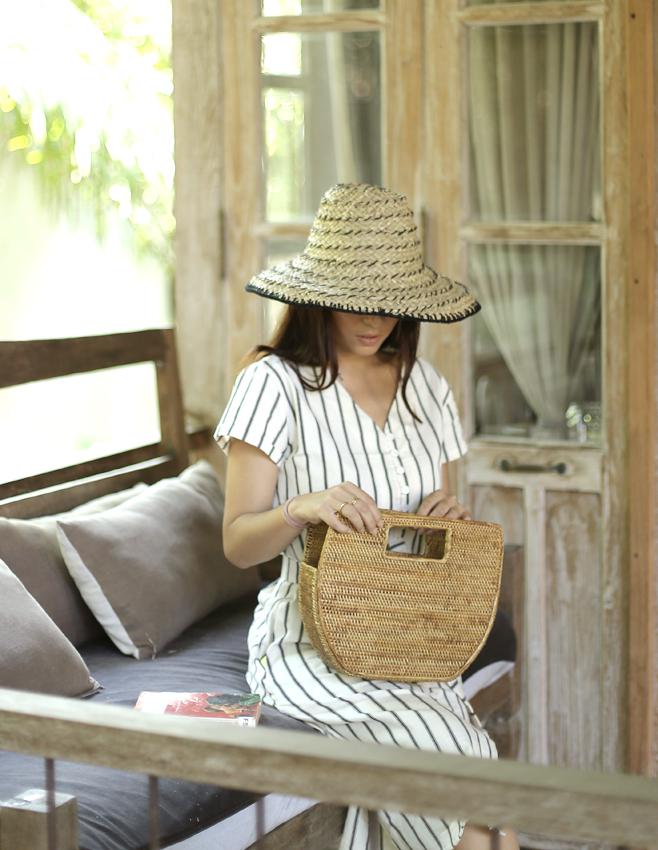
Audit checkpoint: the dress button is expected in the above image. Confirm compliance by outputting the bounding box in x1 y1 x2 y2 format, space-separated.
394 466 404 475
400 485 410 495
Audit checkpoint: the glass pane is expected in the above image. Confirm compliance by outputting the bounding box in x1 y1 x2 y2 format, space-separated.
262 0 379 15
263 88 306 221
262 34 302 75
261 30 381 222
261 238 307 338
468 22 601 221
0 364 160 484
469 244 601 443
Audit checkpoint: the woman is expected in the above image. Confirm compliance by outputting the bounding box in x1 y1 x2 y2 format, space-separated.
215 184 518 850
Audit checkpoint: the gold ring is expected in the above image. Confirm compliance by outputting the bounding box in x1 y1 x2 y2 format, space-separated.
349 497 358 506
336 502 347 517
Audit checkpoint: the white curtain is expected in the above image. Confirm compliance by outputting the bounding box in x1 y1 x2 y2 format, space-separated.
468 22 600 433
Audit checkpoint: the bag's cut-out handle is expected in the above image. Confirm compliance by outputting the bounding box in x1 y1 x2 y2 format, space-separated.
384 524 452 562
375 510 459 564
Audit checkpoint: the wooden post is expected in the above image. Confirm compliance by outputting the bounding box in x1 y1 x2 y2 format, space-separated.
155 327 189 472
172 0 225 428
626 0 657 778
0 789 79 850
222 0 262 385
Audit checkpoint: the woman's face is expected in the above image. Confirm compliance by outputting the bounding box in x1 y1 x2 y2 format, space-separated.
330 311 398 357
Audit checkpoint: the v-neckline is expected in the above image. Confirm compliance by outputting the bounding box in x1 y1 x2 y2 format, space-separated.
335 373 400 435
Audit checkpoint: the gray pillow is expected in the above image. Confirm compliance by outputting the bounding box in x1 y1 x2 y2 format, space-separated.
56 461 260 659
0 483 147 647
0 559 100 697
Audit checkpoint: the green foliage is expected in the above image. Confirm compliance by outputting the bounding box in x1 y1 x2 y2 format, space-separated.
69 0 170 68
0 1 173 276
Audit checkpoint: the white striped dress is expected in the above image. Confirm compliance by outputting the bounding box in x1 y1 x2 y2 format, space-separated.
214 354 496 850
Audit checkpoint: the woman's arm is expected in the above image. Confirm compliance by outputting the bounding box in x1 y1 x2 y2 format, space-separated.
223 439 382 569
222 439 296 568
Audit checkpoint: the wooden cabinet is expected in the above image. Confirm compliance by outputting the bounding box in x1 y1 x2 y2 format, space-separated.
469 446 605 767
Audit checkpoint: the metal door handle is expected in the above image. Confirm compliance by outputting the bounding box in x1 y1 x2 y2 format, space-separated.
499 459 567 475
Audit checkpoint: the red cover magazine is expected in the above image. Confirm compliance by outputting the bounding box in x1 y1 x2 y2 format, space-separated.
135 692 261 727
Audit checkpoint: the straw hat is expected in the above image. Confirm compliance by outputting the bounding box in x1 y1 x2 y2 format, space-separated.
246 183 480 323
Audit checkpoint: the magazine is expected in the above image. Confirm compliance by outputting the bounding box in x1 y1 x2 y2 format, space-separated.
134 691 261 726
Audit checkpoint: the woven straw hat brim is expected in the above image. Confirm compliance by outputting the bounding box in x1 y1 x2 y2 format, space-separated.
247 262 480 324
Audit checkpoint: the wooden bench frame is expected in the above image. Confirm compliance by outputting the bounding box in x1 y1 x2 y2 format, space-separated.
0 689 657 847
0 329 188 518
3 330 651 850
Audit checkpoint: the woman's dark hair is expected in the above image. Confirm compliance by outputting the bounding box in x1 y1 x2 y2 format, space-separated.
247 304 421 420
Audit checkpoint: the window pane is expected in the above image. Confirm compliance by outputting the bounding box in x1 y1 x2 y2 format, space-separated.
0 363 160 484
263 88 306 221
262 33 302 75
469 244 601 443
261 30 381 222
262 0 379 15
468 22 601 221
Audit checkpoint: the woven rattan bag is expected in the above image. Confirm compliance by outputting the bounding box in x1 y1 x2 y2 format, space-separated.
299 509 503 682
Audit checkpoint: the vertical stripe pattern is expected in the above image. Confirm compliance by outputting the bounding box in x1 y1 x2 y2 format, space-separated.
215 355 493 850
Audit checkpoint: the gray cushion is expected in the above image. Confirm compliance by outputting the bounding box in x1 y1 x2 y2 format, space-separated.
56 461 261 659
0 559 100 697
0 484 147 647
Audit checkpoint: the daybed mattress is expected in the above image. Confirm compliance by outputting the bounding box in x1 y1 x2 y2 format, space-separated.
0 597 514 850
0 596 310 850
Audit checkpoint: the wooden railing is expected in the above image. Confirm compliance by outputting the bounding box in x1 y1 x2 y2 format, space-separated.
1 688 657 849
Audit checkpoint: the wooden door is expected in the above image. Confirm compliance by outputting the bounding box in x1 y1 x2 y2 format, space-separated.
423 0 616 779
420 0 656 818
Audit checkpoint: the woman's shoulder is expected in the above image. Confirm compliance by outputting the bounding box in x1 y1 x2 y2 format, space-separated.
234 353 300 401
215 353 298 460
237 352 293 382
412 357 452 400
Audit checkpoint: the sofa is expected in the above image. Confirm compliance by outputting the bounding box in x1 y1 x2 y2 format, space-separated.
0 460 324 849
0 330 517 850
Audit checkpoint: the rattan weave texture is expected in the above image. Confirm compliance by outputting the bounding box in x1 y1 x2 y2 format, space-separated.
299 510 503 682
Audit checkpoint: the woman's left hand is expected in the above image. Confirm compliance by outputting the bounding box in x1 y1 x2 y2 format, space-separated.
417 489 471 520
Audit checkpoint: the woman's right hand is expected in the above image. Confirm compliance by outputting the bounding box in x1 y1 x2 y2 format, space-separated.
288 483 382 534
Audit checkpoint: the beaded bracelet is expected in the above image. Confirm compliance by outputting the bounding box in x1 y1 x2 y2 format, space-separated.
282 497 308 530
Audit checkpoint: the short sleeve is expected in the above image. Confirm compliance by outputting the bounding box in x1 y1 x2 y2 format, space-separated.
440 381 468 462
416 359 468 463
214 359 294 467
